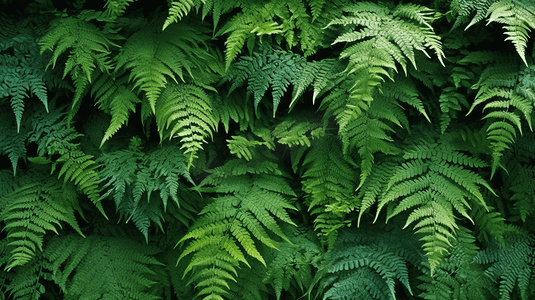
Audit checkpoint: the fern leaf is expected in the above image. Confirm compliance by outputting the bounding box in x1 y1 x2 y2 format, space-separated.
116 21 211 114
45 234 163 299
370 138 493 274
4 256 47 300
467 60 535 177
104 0 137 19
0 179 83 271
40 17 117 115
473 227 535 300
314 225 423 300
92 71 141 147
301 135 358 246
486 0 535 66
155 82 216 165
163 0 203 30
179 157 296 299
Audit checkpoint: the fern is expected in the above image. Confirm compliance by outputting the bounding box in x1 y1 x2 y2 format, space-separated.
312 224 423 300
473 227 535 300
178 155 297 299
450 0 498 29
116 21 211 114
154 82 216 165
104 0 138 19
216 0 328 69
40 17 117 117
91 70 141 147
323 1 444 185
418 226 492 300
263 224 322 299
301 135 358 247
466 57 535 176
44 234 164 299
3 255 48 300
98 144 195 242
0 15 54 132
0 177 83 270
359 137 494 274
225 45 336 117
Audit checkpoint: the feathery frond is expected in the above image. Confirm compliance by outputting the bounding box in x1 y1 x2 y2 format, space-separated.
116 21 211 113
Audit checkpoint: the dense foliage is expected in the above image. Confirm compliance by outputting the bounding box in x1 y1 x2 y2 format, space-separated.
1 0 535 299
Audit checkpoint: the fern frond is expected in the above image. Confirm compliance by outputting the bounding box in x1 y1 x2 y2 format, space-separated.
92 71 141 147
0 179 83 270
3 255 47 300
485 0 535 66
301 135 358 246
163 0 204 30
314 225 423 300
225 45 325 117
104 0 137 19
473 227 535 300
263 225 321 299
217 0 326 69
40 17 117 115
0 15 56 132
179 156 296 299
367 138 494 274
45 234 163 299
155 82 216 165
418 226 492 300
116 21 211 113
98 145 194 241
467 60 535 176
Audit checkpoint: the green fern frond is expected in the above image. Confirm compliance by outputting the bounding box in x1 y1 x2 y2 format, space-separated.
263 225 321 300
163 0 204 30
116 21 211 113
473 227 535 300
314 225 423 300
92 71 141 147
227 129 275 161
271 111 325 148
40 17 117 115
104 0 137 19
485 0 535 66
0 15 56 132
467 60 535 176
225 45 315 117
419 226 492 300
98 145 194 241
179 157 296 299
364 138 494 274
0 179 83 271
155 82 216 165
217 0 326 69
3 256 47 300
54 150 100 205
0 114 27 175
439 87 470 133
45 234 164 299
301 135 358 246
450 0 497 30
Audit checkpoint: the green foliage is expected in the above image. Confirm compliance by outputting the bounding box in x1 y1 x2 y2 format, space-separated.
312 223 424 300
98 143 196 242
45 234 164 299
177 155 297 299
2 0 535 299
40 17 117 116
473 227 535 300
0 177 83 271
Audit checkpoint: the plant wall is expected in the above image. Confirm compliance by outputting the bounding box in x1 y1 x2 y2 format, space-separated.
1 0 535 299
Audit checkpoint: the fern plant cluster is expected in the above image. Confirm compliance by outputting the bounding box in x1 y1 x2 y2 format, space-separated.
1 0 535 299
